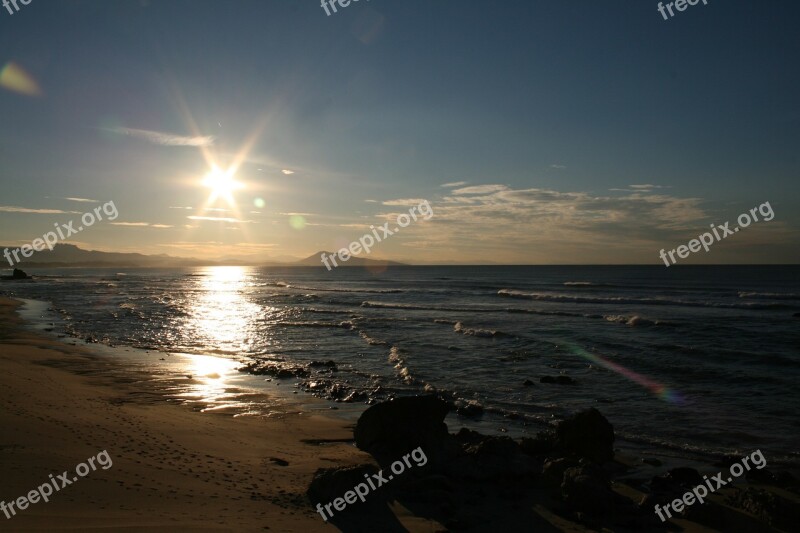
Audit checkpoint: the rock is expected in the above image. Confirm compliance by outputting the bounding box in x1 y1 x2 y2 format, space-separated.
523 379 534 387
642 457 662 467
308 360 338 371
12 268 29 279
240 361 309 378
309 465 379 501
554 408 614 463
726 487 800 531
354 396 450 467
561 464 615 516
520 431 556 456
541 457 580 488
455 399 483 418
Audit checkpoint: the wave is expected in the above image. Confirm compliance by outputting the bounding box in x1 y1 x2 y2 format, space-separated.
453 321 505 338
280 321 354 329
738 291 800 300
359 330 388 346
498 289 793 310
603 315 674 327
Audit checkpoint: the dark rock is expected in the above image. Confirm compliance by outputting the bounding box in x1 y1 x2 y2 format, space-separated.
541 457 580 488
726 487 800 531
561 464 615 516
455 400 483 418
240 361 309 378
523 379 534 387
520 431 556 456
308 360 338 371
307 464 385 508
554 408 615 463
665 467 703 486
642 457 662 467
12 268 29 279
354 396 450 467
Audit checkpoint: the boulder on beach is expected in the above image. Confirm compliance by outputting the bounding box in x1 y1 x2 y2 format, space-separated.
354 395 450 466
554 407 615 463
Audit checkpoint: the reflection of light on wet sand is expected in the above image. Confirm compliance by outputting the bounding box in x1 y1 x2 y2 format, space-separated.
151 351 303 416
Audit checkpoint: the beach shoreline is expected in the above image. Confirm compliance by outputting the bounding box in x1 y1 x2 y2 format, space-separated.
0 296 446 531
2 295 797 531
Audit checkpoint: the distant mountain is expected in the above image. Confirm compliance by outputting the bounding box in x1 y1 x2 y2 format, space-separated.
297 251 408 268
0 244 409 269
3 243 218 268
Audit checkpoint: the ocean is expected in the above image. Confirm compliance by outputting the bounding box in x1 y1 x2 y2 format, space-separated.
3 264 799 466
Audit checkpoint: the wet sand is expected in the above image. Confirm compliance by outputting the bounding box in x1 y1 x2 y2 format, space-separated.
0 297 443 531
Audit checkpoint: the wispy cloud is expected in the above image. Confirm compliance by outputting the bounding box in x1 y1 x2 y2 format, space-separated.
110 222 173 228
63 197 98 203
452 185 508 195
441 181 467 188
382 198 426 206
630 184 670 190
109 127 215 147
187 215 254 223
0 206 80 214
281 169 295 175
279 212 314 216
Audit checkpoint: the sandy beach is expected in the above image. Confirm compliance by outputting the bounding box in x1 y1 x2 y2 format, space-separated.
0 297 445 532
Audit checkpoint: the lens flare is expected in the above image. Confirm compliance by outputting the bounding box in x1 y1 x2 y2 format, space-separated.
0 62 42 97
561 341 684 404
289 215 306 230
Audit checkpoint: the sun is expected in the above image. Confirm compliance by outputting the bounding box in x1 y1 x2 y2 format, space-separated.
202 166 244 205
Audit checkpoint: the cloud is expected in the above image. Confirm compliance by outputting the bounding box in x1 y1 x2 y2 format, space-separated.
364 199 378 203
0 206 80 214
187 215 253 223
452 184 509 195
550 164 566 169
629 184 671 190
110 222 174 228
441 181 467 188
109 127 215 147
281 169 295 175
279 212 314 216
382 198 426 206
63 197 98 203
169 206 194 210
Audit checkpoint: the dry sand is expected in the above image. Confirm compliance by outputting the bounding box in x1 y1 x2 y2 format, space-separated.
0 297 443 532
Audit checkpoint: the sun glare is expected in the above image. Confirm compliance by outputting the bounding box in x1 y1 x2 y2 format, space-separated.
202 166 244 205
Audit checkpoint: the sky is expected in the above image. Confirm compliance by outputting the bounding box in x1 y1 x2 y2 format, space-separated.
1 0 799 265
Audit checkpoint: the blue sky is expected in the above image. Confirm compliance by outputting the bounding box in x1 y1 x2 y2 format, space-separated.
1 0 798 264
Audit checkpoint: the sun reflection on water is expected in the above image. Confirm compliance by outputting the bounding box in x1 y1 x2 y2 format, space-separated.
186 266 262 354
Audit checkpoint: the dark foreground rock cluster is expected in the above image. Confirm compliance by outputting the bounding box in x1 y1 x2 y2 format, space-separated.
307 396 799 532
